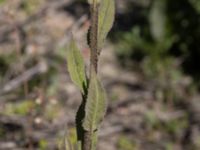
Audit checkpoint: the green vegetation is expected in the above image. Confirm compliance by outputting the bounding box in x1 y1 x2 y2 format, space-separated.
0 0 200 149
114 0 200 104
65 0 115 149
20 0 43 14
2 101 35 116
0 0 5 4
117 136 138 150
39 139 48 150
115 0 200 79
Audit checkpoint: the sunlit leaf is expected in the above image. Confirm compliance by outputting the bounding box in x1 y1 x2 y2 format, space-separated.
83 70 107 131
67 38 87 93
97 0 115 52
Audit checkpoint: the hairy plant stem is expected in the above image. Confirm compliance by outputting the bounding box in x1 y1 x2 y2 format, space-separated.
89 0 99 74
84 0 99 150
83 131 91 150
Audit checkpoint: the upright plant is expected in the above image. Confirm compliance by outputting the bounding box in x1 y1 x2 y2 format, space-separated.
66 0 115 150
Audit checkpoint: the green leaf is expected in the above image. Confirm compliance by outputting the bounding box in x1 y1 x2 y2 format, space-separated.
83 70 107 131
98 0 115 52
149 0 167 42
67 38 87 93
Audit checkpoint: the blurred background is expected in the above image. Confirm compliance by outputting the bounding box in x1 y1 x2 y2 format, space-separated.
0 0 200 149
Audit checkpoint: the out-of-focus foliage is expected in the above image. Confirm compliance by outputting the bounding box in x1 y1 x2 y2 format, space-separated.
3 101 35 116
189 0 200 12
20 0 43 14
117 136 138 150
39 139 48 150
115 0 200 85
0 0 5 4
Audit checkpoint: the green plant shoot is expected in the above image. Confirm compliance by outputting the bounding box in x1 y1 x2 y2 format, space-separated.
66 0 115 149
